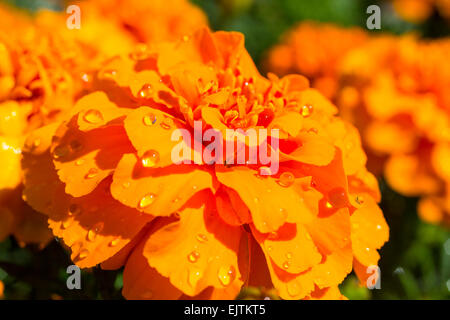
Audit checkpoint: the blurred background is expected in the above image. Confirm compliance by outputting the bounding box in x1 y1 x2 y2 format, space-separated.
0 0 449 300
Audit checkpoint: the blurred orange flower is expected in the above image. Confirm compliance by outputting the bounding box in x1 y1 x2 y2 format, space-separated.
392 0 450 23
0 280 4 299
267 22 450 226
264 22 368 101
23 28 388 300
340 35 450 225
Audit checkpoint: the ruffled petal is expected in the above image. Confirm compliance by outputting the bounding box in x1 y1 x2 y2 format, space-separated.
143 193 244 296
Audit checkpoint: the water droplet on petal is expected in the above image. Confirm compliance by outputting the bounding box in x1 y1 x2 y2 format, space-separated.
139 84 152 98
87 222 104 242
283 261 290 270
301 105 313 117
287 282 301 297
187 251 200 263
109 238 120 247
286 252 293 259
328 188 347 208
196 234 208 243
75 159 85 166
85 168 99 179
143 113 157 126
141 150 160 168
278 172 295 187
160 117 174 130
139 193 156 209
83 109 103 124
188 269 202 287
218 266 236 287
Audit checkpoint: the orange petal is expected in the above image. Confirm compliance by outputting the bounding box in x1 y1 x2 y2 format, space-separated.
281 132 335 166
22 131 152 268
351 196 388 266
123 106 196 167
311 243 353 289
143 193 244 296
52 119 134 197
73 92 130 131
111 153 214 216
251 222 322 275
122 235 183 300
216 166 305 233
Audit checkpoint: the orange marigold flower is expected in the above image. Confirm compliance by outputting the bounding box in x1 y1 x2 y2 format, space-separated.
23 28 388 300
264 22 368 101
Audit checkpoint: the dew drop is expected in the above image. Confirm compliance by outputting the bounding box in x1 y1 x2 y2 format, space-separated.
85 168 99 179
278 172 295 187
143 113 157 126
218 266 236 287
141 150 160 168
286 252 293 259
109 238 120 247
139 193 156 209
196 234 208 243
83 109 103 124
328 188 347 208
287 282 301 297
283 261 290 270
160 117 174 130
139 84 152 98
87 222 104 242
301 105 313 117
75 159 85 166
188 269 202 287
187 251 200 263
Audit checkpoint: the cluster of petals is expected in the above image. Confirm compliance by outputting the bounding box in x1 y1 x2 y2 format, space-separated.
22 28 388 300
267 22 450 225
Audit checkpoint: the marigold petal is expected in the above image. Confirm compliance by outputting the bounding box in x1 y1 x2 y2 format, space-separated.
143 193 243 296
111 153 214 216
52 119 134 197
